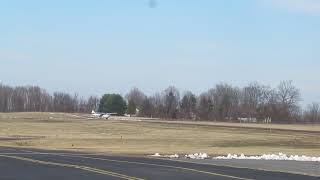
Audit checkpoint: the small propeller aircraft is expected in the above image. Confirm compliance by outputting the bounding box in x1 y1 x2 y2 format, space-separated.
91 110 117 119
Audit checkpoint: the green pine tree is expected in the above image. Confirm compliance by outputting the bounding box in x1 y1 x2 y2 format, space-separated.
98 94 127 115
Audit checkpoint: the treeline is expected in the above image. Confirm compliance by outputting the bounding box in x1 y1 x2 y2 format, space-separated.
126 81 320 124
1 81 320 123
0 84 99 113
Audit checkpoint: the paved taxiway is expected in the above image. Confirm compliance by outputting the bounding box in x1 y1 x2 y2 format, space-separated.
0 147 318 180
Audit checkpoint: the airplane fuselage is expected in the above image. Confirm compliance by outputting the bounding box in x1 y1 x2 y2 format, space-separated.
91 111 112 119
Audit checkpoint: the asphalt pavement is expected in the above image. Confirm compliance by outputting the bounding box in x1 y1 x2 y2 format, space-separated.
0 147 318 180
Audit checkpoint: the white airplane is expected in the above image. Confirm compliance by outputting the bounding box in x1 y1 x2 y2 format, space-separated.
91 110 117 119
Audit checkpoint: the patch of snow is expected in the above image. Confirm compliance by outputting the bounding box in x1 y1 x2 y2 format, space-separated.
185 153 209 159
167 154 179 158
213 153 320 162
149 153 179 158
150 153 161 157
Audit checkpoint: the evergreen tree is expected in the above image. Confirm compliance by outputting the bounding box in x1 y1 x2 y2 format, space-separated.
98 94 127 115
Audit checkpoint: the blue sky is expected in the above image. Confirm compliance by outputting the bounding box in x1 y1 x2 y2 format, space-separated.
0 0 319 106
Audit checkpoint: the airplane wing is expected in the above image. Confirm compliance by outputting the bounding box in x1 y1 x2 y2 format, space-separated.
106 113 117 115
99 113 106 117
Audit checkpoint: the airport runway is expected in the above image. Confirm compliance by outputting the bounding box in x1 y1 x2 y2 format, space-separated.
0 147 318 180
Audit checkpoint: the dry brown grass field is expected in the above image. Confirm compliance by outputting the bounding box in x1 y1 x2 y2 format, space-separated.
0 112 320 156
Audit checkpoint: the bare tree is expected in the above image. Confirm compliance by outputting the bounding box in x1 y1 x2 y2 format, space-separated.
0 83 99 113
180 91 197 119
0 84 13 112
240 82 272 121
27 86 42 111
303 102 320 123
148 92 164 118
39 89 53 112
163 86 180 119
210 83 240 121
0 81 311 124
276 80 301 122
125 87 146 109
140 97 154 117
11 86 27 112
196 92 213 120
86 96 100 112
53 92 75 112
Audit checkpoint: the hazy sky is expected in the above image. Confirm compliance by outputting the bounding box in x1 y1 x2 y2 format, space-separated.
0 0 319 106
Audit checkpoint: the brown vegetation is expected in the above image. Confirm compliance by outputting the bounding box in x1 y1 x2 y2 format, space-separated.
0 112 319 156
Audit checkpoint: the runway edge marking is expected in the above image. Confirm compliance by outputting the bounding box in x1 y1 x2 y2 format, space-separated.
0 155 144 180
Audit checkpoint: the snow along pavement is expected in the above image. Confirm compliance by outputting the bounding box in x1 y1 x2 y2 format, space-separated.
150 152 320 162
150 153 208 159
185 153 209 160
150 153 179 158
213 153 320 162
